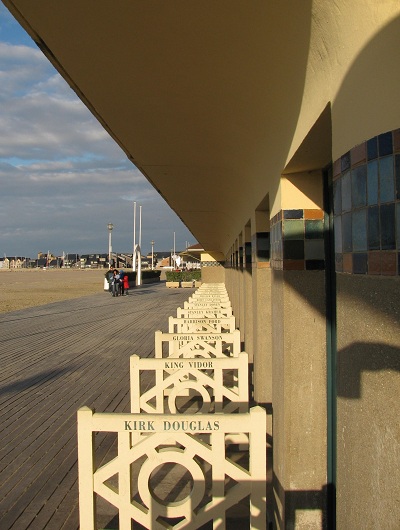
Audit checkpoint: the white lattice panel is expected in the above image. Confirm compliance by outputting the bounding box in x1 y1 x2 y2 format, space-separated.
78 406 266 530
130 353 248 414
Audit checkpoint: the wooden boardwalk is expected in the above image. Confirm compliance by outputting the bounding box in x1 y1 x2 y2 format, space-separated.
0 282 195 530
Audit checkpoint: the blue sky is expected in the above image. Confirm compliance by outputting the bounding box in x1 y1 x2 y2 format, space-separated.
0 4 196 258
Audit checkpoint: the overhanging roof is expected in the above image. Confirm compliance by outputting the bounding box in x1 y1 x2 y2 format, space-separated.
3 1 319 254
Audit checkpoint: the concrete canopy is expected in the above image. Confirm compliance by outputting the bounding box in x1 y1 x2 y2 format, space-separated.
3 0 318 254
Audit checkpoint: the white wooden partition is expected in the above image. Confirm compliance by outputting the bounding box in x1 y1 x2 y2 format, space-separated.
155 330 241 358
130 353 249 414
168 315 236 333
78 406 266 530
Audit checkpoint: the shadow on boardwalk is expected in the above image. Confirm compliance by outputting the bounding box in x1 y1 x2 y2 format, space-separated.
0 283 195 530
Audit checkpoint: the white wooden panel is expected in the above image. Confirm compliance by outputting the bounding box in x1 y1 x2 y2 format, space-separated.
154 330 241 358
77 406 267 529
130 353 249 414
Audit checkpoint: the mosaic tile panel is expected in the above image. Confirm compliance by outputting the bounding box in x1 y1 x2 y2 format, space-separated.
333 128 400 275
270 209 325 271
252 232 270 263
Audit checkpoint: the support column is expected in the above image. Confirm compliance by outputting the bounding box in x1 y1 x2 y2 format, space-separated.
238 234 245 331
243 223 253 360
271 171 328 529
232 239 240 328
252 209 272 405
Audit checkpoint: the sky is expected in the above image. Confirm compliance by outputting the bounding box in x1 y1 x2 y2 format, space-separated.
0 4 196 258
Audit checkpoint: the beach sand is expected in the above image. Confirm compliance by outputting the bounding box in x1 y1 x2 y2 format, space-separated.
0 268 108 314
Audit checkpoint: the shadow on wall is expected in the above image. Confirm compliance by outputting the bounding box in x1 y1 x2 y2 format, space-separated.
273 473 330 530
337 342 400 399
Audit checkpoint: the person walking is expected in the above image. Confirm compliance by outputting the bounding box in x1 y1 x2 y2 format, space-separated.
112 269 120 297
118 269 125 296
105 267 114 294
123 272 129 295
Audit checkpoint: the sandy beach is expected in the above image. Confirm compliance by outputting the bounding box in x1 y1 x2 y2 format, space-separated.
0 268 108 313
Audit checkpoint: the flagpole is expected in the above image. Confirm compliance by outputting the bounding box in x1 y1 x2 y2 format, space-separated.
173 232 176 269
139 205 142 249
133 201 136 271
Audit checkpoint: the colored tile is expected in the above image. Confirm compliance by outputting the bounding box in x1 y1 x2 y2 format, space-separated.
367 137 378 160
381 251 396 275
305 240 325 260
378 131 393 156
283 219 304 240
367 160 379 205
351 164 367 208
368 206 380 250
380 203 396 250
283 209 303 220
305 260 325 270
396 203 400 249
257 261 271 269
283 240 304 260
341 171 352 212
351 142 366 167
333 179 342 215
334 216 342 253
352 209 367 251
343 253 353 273
368 251 381 275
341 151 351 172
304 209 324 220
245 242 252 265
353 253 368 274
256 232 270 261
342 212 352 252
379 156 394 203
394 129 400 152
395 154 400 201
305 219 324 239
283 260 304 270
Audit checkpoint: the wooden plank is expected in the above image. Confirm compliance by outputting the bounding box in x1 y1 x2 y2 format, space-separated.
0 283 195 529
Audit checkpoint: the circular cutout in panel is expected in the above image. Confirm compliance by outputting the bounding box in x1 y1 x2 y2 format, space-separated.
138 449 205 518
168 381 211 414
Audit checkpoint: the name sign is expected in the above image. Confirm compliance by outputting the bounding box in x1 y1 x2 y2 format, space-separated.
163 360 214 369
123 419 220 432
185 303 230 308
78 407 265 433
182 319 221 324
172 334 223 341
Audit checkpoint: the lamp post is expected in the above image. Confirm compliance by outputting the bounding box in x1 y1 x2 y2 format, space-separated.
151 240 154 270
107 222 114 268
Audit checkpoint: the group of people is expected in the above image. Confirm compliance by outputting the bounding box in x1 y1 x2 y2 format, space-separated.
105 267 129 297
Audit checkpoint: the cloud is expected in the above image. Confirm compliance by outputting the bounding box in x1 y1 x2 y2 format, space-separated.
0 10 195 258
